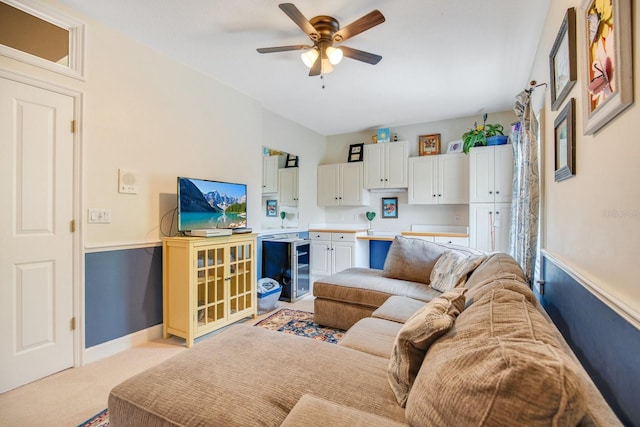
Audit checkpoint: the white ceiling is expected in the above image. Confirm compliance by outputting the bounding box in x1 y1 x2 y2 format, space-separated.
57 0 550 136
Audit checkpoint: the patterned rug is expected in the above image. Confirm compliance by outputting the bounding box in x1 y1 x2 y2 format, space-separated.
253 308 345 344
77 408 109 427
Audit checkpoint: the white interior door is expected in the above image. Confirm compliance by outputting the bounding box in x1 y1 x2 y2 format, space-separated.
0 77 76 392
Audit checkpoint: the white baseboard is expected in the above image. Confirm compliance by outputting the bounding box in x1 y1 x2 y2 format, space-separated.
83 324 164 365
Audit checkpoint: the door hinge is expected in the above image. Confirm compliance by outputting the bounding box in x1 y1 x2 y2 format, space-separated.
71 120 76 133
70 317 76 330
70 219 76 232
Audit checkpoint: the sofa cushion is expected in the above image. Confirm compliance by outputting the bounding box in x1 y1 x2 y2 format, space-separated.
429 250 487 292
387 288 466 407
382 236 447 284
314 267 442 308
339 317 403 359
465 252 527 291
281 394 408 427
405 337 587 427
372 296 427 324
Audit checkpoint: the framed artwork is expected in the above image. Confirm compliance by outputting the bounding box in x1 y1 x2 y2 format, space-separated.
418 134 440 156
285 153 298 168
581 0 633 135
554 98 576 182
381 197 398 219
446 139 463 154
549 7 577 111
266 199 277 216
348 143 364 162
377 128 390 143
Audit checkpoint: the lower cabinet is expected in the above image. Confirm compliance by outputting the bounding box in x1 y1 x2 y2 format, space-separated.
403 234 469 247
162 235 257 347
469 203 511 252
310 232 363 280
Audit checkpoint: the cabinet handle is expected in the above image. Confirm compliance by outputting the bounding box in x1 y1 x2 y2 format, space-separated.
433 194 436 197
385 178 388 181
438 194 442 197
489 191 493 194
379 179 383 182
496 191 500 194
496 211 500 215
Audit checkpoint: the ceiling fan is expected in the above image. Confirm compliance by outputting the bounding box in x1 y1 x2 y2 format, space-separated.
257 3 385 76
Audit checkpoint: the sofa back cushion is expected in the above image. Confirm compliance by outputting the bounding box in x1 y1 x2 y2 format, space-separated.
387 288 466 407
405 337 587 426
429 250 487 293
383 236 483 284
465 252 527 291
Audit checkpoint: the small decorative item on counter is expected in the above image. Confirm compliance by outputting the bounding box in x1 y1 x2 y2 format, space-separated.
366 211 376 235
461 113 505 154
280 211 286 228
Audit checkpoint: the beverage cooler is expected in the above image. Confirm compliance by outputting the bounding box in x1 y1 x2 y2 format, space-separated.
261 236 310 302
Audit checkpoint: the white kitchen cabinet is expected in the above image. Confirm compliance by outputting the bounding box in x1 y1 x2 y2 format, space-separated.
364 141 409 189
278 167 298 206
469 202 511 252
469 144 513 203
317 163 369 206
262 156 279 194
408 153 469 205
309 232 362 280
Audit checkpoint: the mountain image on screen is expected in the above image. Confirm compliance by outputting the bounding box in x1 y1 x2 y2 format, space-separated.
178 177 247 231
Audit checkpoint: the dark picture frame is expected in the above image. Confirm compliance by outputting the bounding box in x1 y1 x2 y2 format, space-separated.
266 199 277 216
549 7 577 111
418 134 441 156
381 197 398 219
581 0 633 135
554 98 576 182
348 143 364 162
285 154 298 168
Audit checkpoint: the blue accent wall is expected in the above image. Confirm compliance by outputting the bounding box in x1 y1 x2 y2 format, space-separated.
369 240 392 269
85 246 163 348
540 255 639 426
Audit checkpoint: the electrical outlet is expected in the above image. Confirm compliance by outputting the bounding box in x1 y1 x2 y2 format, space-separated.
88 208 112 224
454 215 460 224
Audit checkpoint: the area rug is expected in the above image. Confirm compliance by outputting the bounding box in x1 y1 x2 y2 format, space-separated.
254 308 345 344
77 408 109 427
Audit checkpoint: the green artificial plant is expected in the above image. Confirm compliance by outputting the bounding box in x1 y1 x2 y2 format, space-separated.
461 113 504 154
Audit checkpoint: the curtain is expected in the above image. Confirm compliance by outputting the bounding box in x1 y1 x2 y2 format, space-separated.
510 90 540 284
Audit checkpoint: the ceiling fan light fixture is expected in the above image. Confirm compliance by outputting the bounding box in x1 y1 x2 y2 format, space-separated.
326 46 343 65
301 48 319 68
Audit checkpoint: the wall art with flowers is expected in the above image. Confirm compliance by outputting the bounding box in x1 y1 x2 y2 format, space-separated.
581 0 633 135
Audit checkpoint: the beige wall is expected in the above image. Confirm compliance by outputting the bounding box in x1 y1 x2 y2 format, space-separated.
529 1 640 318
0 0 325 248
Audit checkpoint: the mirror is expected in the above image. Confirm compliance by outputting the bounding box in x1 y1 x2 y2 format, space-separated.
262 146 299 230
0 1 85 78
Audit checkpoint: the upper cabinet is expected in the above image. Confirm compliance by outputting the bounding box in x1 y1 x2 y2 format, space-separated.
317 163 369 206
364 141 409 189
469 145 513 203
408 153 469 205
262 155 279 194
278 167 298 206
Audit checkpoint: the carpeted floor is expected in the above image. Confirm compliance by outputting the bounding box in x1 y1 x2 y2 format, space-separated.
78 307 344 426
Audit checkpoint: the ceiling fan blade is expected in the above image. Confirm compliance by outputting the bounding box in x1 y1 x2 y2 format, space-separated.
333 10 385 43
257 44 310 54
279 3 320 41
309 56 322 76
340 46 382 65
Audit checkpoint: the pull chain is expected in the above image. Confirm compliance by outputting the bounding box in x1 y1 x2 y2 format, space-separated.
321 74 325 89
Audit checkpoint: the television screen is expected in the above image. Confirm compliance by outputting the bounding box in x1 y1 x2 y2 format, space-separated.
177 177 247 231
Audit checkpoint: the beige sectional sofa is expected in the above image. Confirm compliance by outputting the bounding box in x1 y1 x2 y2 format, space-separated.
108 237 621 426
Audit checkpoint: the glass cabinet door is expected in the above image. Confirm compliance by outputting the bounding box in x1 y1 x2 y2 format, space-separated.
228 242 254 316
195 247 226 328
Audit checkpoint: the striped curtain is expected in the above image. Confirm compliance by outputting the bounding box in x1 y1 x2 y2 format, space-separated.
510 90 540 284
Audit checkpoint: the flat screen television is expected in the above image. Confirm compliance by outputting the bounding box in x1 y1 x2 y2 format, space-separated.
177 177 247 231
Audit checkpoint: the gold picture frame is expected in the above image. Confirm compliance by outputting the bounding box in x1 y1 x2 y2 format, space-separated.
418 134 440 156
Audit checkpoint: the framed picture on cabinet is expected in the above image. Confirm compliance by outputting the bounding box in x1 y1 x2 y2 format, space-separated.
285 154 298 168
418 134 440 156
347 143 364 162
266 200 277 217
554 98 576 182
549 7 577 111
446 139 463 154
581 0 633 135
381 197 398 219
